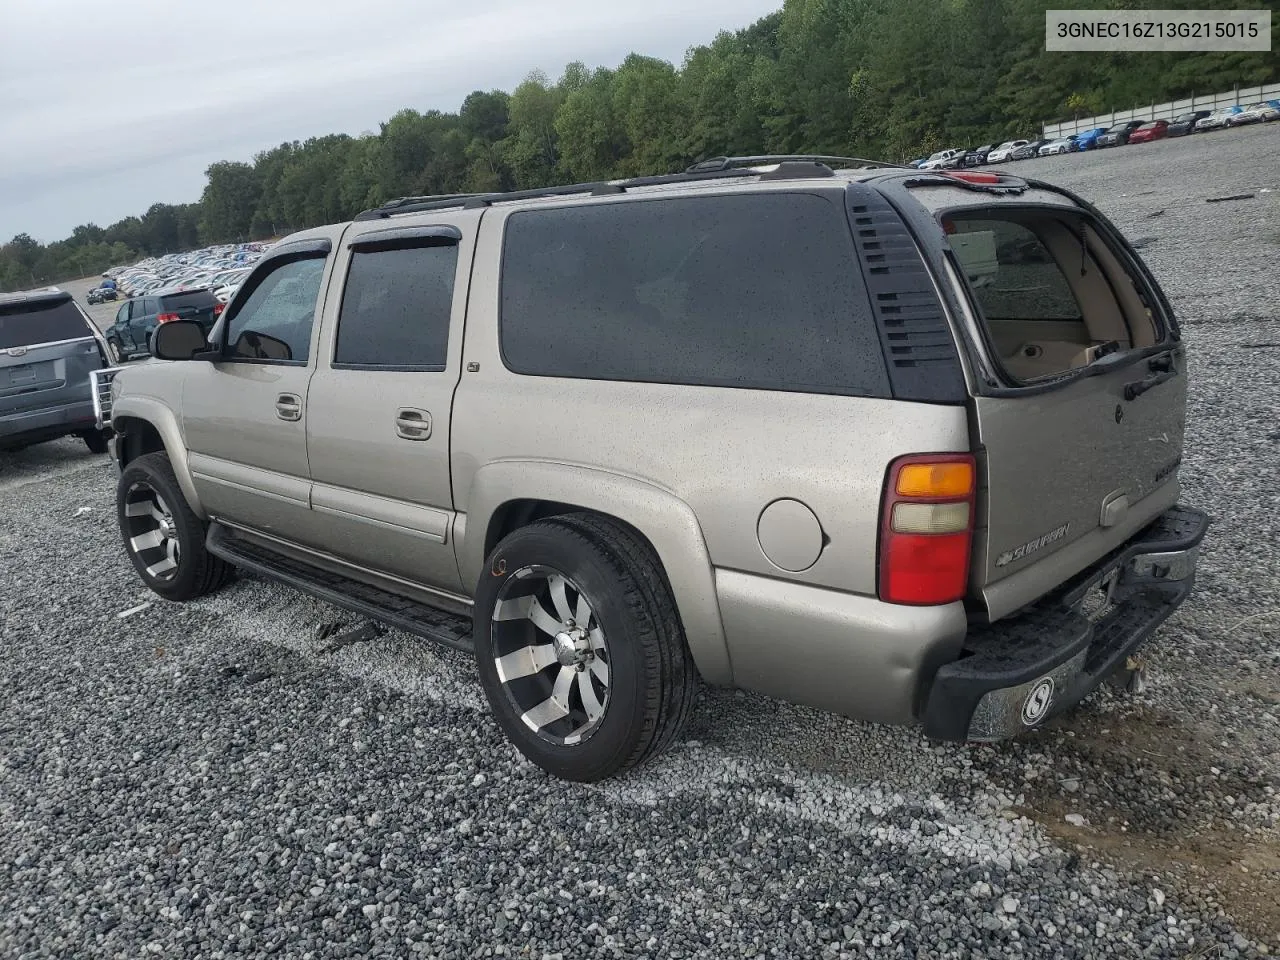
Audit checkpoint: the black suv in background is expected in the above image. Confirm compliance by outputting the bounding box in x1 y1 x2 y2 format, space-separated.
1 288 111 453
104 287 222 362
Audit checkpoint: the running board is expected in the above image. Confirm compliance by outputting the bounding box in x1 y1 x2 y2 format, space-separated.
206 523 474 652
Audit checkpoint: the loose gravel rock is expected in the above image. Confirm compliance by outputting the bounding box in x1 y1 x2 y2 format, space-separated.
2 125 1278 959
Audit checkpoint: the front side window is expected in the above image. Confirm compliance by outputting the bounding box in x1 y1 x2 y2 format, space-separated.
499 193 889 397
334 242 458 369
224 256 326 363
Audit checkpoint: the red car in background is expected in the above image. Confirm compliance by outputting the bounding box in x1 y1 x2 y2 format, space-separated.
1128 119 1170 144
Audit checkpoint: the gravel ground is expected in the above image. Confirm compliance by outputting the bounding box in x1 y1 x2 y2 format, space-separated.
2 124 1278 959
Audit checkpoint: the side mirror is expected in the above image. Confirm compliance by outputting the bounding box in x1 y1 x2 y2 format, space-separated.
152 320 213 361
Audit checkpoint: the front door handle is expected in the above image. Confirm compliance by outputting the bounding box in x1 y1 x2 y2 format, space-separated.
395 407 432 441
275 393 302 421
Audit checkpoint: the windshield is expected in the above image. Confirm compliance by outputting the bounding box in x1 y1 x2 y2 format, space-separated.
0 298 92 349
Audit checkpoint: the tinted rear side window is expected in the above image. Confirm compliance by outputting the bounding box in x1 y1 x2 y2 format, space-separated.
499 193 889 397
335 243 458 369
161 291 217 311
0 299 91 349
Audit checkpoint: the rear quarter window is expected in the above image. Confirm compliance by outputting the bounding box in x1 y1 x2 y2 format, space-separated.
499 192 890 397
0 299 93 349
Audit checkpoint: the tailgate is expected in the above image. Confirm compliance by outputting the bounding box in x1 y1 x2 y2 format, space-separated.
0 338 102 414
938 200 1187 620
160 291 220 330
973 349 1185 619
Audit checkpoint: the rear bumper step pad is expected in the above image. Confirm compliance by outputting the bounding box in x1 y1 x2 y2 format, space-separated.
923 504 1210 741
206 524 473 652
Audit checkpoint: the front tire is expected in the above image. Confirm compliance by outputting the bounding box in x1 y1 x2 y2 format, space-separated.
474 513 697 782
107 338 125 364
117 452 231 601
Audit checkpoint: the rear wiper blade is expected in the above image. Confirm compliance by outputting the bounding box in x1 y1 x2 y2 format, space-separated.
1124 353 1179 400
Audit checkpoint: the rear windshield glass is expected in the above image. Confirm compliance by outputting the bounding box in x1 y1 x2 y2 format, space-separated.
499 193 890 397
946 210 1160 384
161 291 217 311
0 298 91 349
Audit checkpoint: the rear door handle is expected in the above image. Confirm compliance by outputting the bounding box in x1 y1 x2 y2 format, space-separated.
395 408 432 441
275 393 302 421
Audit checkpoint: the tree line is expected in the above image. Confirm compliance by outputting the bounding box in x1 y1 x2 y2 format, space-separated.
4 0 1275 292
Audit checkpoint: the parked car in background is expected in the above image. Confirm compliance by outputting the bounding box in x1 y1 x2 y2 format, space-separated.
103 287 223 362
961 144 997 166
104 243 269 303
1127 120 1170 144
1227 102 1280 125
87 285 119 304
1095 120 1145 148
1195 107 1242 131
919 148 964 170
1038 136 1078 156
907 158 926 168
1073 127 1109 150
1167 111 1211 137
1010 139 1049 160
1 288 111 454
986 140 1030 163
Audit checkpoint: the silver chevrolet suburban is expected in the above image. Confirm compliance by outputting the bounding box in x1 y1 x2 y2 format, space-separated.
103 157 1208 781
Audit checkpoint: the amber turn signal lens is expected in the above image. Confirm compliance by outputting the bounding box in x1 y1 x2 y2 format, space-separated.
895 462 974 498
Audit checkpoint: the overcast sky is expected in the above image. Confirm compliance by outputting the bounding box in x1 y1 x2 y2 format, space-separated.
0 0 781 242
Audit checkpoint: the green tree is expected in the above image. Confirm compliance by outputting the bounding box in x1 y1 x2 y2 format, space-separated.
199 161 261 243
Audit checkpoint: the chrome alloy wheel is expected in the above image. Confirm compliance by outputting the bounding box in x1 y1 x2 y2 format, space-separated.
490 566 611 746
122 481 181 581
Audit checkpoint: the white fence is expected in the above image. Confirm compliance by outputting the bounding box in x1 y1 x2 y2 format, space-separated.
1042 82 1280 138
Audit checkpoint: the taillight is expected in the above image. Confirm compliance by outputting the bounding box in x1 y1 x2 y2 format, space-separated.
879 454 976 605
213 303 225 315
156 312 180 323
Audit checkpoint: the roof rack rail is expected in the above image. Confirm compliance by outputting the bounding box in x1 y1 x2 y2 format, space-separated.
685 155 906 173
380 193 488 209
353 159 873 220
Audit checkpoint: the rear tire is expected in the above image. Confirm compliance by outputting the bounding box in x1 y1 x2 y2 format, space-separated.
474 513 697 782
117 452 231 601
83 430 109 454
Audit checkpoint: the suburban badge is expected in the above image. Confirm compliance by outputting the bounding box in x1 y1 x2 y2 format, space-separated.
995 523 1070 568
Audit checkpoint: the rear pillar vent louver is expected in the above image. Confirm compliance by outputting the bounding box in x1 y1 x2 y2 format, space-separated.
845 185 967 403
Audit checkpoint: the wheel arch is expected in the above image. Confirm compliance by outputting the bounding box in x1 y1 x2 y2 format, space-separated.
457 460 732 685
112 397 205 519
